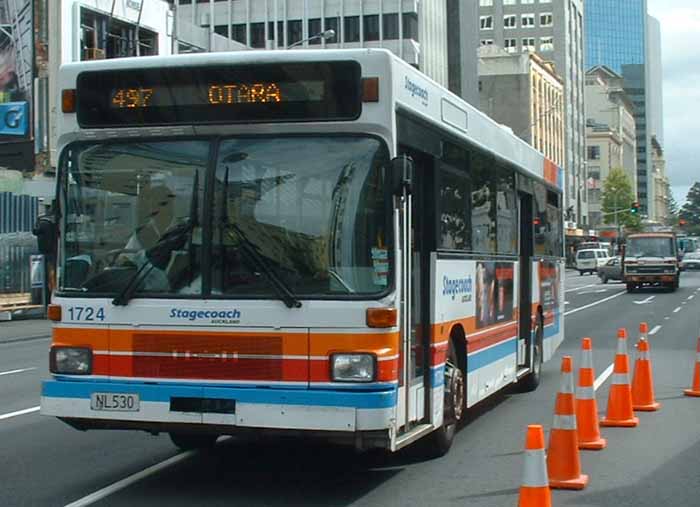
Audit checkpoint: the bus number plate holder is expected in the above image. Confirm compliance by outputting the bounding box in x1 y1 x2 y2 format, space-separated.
91 393 140 412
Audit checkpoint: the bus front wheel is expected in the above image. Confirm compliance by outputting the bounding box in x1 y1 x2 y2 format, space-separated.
424 339 465 457
169 432 218 451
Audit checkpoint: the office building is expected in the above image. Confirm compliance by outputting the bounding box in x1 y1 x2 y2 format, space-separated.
477 0 586 226
585 0 665 220
584 66 637 228
172 0 480 106
651 136 669 225
479 45 564 168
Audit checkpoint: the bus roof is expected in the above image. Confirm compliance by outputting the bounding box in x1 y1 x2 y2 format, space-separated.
59 49 560 190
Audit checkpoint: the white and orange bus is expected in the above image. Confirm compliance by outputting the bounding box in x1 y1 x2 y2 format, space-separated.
39 49 564 456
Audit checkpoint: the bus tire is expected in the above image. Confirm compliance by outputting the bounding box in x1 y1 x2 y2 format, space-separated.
169 433 218 451
517 313 544 393
423 338 465 458
626 283 636 293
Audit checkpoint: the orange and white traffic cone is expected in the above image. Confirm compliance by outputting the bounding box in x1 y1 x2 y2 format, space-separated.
547 356 589 490
518 425 552 507
631 323 661 411
576 337 607 450
600 328 639 427
684 337 700 397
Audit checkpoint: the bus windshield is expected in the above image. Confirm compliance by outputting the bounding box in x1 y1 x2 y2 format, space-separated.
59 136 390 299
626 237 675 258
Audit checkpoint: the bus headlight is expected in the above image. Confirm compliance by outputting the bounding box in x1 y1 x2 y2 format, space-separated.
50 347 92 375
331 354 376 382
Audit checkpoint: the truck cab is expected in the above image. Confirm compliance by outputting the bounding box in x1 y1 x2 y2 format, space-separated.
623 232 680 292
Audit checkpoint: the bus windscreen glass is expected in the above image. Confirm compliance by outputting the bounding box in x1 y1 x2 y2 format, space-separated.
76 61 361 127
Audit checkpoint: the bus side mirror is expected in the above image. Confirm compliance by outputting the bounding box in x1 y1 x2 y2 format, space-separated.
33 215 57 256
389 155 414 195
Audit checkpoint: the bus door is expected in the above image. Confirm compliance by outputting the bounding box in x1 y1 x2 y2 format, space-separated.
393 152 430 436
517 192 534 368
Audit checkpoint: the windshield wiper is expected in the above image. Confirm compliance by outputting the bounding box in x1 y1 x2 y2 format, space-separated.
219 163 301 309
112 171 200 306
227 222 302 309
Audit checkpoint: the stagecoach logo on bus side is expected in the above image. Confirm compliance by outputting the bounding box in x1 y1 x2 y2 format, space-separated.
442 275 473 302
404 76 429 107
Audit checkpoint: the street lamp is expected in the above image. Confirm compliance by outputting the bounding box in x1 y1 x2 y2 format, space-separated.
287 29 336 49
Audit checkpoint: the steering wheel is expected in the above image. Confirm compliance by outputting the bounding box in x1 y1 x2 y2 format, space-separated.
105 248 141 267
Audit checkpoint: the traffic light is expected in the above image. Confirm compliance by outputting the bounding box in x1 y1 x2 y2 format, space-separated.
630 201 640 214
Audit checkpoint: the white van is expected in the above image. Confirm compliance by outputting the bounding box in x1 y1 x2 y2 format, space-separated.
576 249 610 275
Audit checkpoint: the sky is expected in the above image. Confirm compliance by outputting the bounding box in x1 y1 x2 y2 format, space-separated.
647 0 699 206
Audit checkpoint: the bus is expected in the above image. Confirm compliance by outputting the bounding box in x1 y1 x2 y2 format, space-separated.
38 49 565 456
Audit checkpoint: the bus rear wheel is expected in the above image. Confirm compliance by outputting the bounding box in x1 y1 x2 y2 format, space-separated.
424 339 465 457
169 432 218 451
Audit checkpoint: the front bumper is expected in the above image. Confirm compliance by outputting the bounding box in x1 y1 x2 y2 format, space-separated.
624 274 676 283
41 379 396 433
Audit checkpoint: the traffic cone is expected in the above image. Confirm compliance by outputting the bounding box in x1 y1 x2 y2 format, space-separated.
600 328 639 427
683 337 700 397
631 323 661 411
547 356 589 490
518 425 552 507
576 338 607 450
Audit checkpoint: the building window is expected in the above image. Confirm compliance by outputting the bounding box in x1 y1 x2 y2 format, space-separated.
324 17 339 43
540 36 554 52
251 23 265 48
267 22 274 41
521 0 535 4
479 0 494 6
232 24 246 44
540 0 552 3
344 16 360 42
383 13 399 40
587 146 601 160
364 14 379 41
503 0 516 4
504 14 517 29
480 39 494 46
521 14 535 28
403 13 419 40
480 15 493 30
277 21 284 45
288 20 302 46
308 18 322 44
504 38 517 53
522 37 535 52
540 13 553 27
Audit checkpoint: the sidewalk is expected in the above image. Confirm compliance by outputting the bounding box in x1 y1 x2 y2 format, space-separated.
0 319 51 344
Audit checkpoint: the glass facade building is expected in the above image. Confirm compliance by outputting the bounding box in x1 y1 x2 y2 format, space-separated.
585 0 646 73
585 0 664 220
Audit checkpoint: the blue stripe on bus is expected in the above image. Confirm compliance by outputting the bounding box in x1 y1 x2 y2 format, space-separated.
42 380 397 410
467 338 517 373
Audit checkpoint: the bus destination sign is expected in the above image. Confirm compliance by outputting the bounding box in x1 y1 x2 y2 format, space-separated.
77 61 361 127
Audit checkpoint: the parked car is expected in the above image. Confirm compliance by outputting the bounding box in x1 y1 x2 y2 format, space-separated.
598 257 622 283
680 252 700 271
576 248 610 275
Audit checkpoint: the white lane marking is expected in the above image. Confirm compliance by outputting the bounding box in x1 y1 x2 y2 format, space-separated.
64 451 196 507
664 316 670 320
565 283 597 293
594 363 615 391
564 290 626 316
0 406 40 420
0 367 36 376
649 325 661 336
633 296 655 305
565 301 570 305
673 306 682 313
688 295 695 300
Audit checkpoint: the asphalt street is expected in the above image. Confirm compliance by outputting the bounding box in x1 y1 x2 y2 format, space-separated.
1 271 699 506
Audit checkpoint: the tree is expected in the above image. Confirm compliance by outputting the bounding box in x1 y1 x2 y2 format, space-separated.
665 180 680 226
601 168 641 232
679 182 700 235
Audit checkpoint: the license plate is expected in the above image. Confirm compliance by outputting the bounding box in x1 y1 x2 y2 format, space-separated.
90 392 140 412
